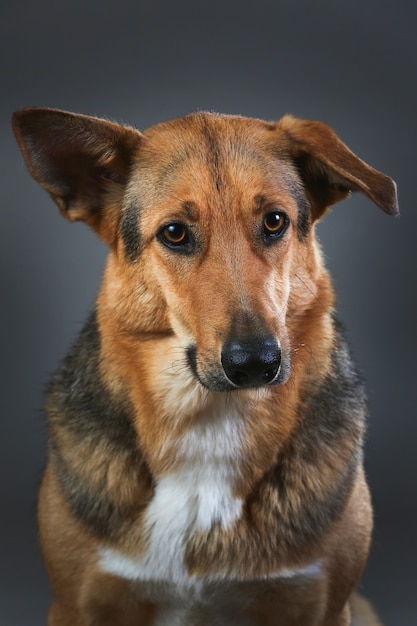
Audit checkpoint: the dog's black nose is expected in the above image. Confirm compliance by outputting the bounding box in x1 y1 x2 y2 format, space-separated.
221 338 281 388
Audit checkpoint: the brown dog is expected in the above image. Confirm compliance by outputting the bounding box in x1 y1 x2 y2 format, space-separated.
13 108 398 625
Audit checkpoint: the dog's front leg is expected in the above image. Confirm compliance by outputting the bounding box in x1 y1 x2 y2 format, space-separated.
47 602 83 626
48 598 154 626
78 573 156 626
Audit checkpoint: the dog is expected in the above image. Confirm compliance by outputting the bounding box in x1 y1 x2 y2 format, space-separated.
13 108 398 626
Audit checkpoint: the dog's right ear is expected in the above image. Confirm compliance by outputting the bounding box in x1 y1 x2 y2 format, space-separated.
12 108 142 244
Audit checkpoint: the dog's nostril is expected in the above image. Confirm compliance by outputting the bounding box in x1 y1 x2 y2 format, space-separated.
262 368 277 384
221 339 281 389
229 370 250 387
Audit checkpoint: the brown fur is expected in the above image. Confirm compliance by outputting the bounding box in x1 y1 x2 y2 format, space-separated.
13 108 397 625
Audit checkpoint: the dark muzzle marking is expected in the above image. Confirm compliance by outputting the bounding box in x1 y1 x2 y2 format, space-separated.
120 201 142 262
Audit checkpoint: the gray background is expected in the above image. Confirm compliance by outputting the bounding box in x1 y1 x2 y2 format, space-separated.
1 0 416 624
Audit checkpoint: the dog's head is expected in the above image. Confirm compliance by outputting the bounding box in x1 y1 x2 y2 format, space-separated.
13 109 398 393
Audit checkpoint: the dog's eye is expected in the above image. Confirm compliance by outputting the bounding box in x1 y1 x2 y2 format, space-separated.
262 211 289 242
159 223 192 251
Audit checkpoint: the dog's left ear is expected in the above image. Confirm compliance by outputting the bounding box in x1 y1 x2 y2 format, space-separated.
278 115 399 220
12 107 142 244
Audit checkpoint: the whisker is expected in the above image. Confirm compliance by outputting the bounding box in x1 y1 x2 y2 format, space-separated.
294 272 317 298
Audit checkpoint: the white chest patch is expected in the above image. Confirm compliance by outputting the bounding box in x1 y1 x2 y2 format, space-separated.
100 399 245 584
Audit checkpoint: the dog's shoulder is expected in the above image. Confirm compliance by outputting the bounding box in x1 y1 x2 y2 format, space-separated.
45 312 153 538
46 311 136 444
265 316 367 547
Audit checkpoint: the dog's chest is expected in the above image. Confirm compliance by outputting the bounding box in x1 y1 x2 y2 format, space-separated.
98 404 326 625
100 408 245 583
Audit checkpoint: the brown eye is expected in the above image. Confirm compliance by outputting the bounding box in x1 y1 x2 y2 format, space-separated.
159 223 193 252
263 211 289 242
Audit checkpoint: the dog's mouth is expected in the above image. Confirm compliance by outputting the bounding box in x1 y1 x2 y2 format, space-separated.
186 339 290 392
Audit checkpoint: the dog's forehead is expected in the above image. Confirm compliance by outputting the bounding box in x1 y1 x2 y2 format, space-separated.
142 111 277 147
136 112 301 200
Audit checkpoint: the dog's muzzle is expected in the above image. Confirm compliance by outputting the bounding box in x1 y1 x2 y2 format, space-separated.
221 337 281 389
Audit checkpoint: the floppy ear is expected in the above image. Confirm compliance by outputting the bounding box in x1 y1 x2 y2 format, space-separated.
278 115 399 221
12 107 142 244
